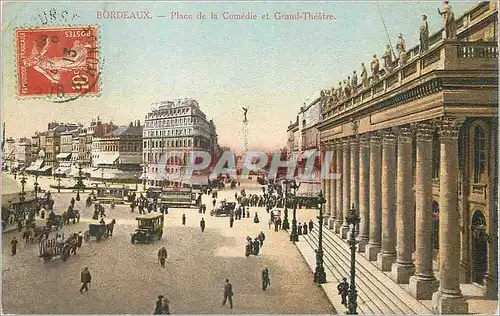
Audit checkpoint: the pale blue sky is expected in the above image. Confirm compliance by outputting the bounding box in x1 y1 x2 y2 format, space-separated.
2 1 477 151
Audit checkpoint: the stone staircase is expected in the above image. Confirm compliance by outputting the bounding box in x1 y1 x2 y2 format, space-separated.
299 223 432 315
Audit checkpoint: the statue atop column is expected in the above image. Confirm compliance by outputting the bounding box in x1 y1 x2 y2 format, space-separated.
242 107 248 123
438 0 456 39
420 15 429 52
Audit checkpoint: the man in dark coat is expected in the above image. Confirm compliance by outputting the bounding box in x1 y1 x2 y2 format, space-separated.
308 219 314 232
337 277 349 306
11 237 18 255
154 295 163 314
303 222 308 235
229 215 234 228
262 267 270 290
222 279 233 308
158 246 168 268
200 218 206 232
80 267 92 293
182 213 186 226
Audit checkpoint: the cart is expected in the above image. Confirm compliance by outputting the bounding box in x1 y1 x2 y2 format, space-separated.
84 222 113 242
38 234 78 262
131 212 164 244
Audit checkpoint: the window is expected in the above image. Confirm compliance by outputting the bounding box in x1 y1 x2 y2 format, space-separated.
473 125 487 183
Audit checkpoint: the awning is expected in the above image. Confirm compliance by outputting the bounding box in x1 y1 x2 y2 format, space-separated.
95 153 119 165
55 167 71 174
58 161 72 168
26 159 44 171
38 165 52 172
56 152 72 160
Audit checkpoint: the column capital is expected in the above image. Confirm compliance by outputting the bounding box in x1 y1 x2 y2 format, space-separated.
360 134 371 148
396 126 413 143
438 116 465 140
413 121 435 141
350 136 359 146
342 138 351 148
382 130 397 145
370 133 382 144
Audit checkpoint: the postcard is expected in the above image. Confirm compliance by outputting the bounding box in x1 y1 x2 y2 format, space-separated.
1 1 498 315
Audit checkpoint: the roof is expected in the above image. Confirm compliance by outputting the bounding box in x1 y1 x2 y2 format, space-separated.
104 125 143 137
136 212 164 220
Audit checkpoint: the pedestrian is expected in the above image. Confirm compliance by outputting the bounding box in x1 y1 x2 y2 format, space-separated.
158 246 168 268
200 218 206 232
77 231 84 247
253 212 260 223
161 296 171 314
182 213 186 226
229 215 234 228
303 222 308 235
11 237 18 255
337 277 349 306
212 198 216 209
298 223 303 235
154 295 163 314
80 267 92 293
222 278 233 309
258 231 266 246
262 267 270 290
17 220 22 232
308 219 314 232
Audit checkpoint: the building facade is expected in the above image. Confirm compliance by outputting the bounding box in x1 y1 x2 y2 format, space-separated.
143 98 219 187
44 122 80 170
318 3 497 313
90 121 143 181
15 138 32 169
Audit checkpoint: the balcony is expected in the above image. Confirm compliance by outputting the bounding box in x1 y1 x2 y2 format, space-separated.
322 40 498 120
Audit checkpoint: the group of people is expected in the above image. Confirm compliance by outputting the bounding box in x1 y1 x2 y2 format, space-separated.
244 231 265 256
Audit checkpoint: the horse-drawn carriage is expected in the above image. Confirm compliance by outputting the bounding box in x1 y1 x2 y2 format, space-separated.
39 234 78 262
131 213 164 244
45 214 63 230
211 201 236 217
84 221 115 242
62 207 81 225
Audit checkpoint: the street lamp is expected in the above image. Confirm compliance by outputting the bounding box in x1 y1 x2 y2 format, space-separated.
19 173 27 219
289 180 299 242
75 164 84 201
314 190 327 284
282 180 290 230
57 175 61 193
34 171 39 199
13 169 17 180
346 203 360 315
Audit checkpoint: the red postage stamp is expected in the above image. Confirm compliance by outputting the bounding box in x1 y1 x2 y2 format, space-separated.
16 25 100 100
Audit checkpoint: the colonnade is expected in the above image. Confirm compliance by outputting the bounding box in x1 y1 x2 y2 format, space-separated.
320 117 468 314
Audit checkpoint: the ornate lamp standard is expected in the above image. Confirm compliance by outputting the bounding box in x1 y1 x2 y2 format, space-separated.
282 180 290 230
314 190 327 284
289 180 299 242
33 171 39 199
75 164 84 201
13 169 17 180
19 172 27 218
56 175 62 193
346 203 360 315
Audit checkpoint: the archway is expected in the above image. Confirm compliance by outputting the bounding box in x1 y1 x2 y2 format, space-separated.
432 201 439 250
471 210 488 284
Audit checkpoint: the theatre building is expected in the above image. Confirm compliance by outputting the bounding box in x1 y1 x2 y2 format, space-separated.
318 3 497 314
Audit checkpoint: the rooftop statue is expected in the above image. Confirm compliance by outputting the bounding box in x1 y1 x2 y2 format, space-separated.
382 44 393 74
396 33 407 66
351 71 358 93
420 15 430 52
371 54 380 82
438 1 456 39
360 63 369 88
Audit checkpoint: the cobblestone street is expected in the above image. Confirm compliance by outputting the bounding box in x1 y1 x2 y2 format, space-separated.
2 177 334 314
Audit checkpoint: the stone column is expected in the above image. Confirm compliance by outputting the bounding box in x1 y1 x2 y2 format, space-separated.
432 117 468 314
377 130 397 271
350 137 360 234
365 134 382 261
324 144 331 222
358 134 370 252
409 121 439 299
341 138 351 239
391 126 415 283
328 144 337 229
335 140 343 233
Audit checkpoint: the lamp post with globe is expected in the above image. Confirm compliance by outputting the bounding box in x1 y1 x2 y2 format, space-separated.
346 203 360 315
314 190 327 284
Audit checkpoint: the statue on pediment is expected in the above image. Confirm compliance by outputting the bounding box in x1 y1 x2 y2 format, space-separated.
382 44 393 74
420 15 430 52
360 63 369 88
371 54 380 82
351 71 358 94
438 1 456 39
396 34 407 66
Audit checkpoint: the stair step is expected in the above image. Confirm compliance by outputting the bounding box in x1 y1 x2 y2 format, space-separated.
299 223 432 315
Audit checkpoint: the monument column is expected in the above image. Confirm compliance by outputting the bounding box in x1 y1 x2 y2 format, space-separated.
335 140 343 233
409 121 439 299
358 134 370 252
377 130 397 271
432 117 468 314
391 126 415 283
365 133 382 261
341 138 351 239
350 137 360 234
